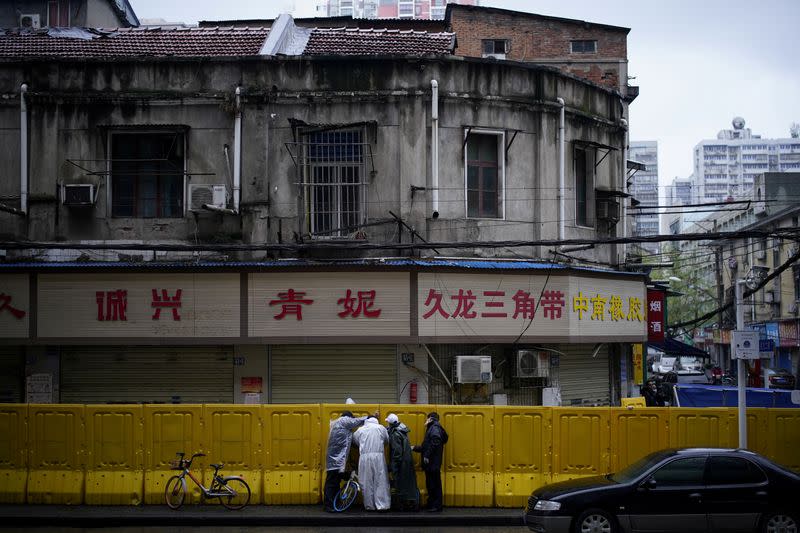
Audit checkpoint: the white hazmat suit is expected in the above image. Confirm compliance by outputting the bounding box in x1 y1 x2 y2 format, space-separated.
352 417 391 511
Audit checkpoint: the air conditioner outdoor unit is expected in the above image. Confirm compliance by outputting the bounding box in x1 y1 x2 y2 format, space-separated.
516 350 549 378
189 184 226 210
756 250 766 260
765 290 780 304
20 14 41 29
482 53 506 60
455 355 492 384
596 198 620 223
62 184 95 206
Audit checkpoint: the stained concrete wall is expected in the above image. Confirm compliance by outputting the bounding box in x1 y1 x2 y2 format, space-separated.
0 55 626 264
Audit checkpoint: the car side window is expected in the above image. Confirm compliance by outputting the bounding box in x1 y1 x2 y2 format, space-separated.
651 457 706 486
706 456 767 485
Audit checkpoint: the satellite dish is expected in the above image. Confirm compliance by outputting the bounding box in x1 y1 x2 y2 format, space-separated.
732 116 745 130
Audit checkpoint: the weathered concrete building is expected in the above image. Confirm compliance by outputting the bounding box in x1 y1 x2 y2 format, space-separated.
0 0 138 29
0 15 646 406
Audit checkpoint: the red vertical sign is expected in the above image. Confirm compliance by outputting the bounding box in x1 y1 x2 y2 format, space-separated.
647 289 665 343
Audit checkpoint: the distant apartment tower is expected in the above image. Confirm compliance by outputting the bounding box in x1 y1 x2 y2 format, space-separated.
629 141 659 254
667 176 692 207
692 117 800 203
317 0 478 19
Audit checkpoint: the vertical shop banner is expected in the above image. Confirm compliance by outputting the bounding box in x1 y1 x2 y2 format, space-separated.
647 289 665 343
632 344 644 385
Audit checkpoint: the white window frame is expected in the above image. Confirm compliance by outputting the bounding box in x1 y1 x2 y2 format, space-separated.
464 128 506 220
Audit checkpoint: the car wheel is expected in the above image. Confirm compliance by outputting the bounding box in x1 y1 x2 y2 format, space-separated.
574 508 616 533
762 511 798 533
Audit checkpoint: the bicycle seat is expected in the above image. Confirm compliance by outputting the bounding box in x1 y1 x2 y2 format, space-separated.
210 463 224 470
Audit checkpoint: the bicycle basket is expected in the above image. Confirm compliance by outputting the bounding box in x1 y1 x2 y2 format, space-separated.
169 459 184 470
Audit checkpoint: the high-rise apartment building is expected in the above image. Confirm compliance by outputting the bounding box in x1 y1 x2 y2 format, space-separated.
317 0 478 20
667 176 692 207
629 141 659 254
692 117 800 203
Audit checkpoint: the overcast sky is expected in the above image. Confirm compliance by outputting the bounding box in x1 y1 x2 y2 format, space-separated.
128 0 800 197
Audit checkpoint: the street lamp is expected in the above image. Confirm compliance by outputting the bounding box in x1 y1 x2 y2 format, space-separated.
734 266 769 449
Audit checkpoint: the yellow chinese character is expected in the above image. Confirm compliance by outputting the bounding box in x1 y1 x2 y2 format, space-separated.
608 295 625 321
590 294 607 320
573 291 589 320
627 297 644 321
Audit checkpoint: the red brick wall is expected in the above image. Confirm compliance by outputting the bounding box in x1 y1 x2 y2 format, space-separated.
449 9 627 89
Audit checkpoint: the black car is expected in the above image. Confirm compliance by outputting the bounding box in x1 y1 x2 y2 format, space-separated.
766 368 796 390
523 448 799 533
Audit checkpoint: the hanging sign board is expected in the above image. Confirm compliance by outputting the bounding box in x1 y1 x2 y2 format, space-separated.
732 330 759 360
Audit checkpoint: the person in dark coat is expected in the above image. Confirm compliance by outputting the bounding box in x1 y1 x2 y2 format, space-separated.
641 379 666 407
412 411 448 512
385 413 419 510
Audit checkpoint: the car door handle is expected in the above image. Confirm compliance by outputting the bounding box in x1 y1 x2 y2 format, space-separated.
755 491 767 497
688 493 702 501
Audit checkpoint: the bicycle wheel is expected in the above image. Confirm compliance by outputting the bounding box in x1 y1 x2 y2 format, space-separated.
219 477 251 510
165 475 186 510
333 481 359 512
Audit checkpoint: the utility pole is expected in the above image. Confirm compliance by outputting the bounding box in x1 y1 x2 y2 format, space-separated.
735 279 747 449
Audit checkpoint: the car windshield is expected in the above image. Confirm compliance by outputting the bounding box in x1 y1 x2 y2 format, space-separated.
678 357 701 366
609 450 674 483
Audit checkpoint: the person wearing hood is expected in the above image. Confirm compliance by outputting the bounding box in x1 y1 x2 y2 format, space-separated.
413 411 448 512
323 409 367 512
352 415 391 511
385 413 419 510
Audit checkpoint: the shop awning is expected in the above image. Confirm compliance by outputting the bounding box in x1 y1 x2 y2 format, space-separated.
649 337 709 359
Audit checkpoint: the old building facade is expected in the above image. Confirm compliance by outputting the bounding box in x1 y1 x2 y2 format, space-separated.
0 15 645 406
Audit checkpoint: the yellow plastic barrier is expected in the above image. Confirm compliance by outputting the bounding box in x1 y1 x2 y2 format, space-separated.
436 406 494 507
265 404 322 504
766 409 800 471
203 405 262 504
0 405 27 503
669 408 733 448
620 397 646 408
84 405 144 505
609 408 669 472
143 404 202 505
26 405 85 504
493 407 551 507
551 407 610 484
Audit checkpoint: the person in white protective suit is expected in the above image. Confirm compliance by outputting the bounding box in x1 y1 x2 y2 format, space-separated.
352 415 391 511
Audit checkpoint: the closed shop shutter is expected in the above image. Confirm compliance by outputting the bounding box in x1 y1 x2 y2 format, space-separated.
0 347 24 403
556 344 609 406
61 346 233 404
271 345 397 404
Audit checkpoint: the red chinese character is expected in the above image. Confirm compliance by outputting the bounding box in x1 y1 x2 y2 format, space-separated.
540 290 566 320
0 293 26 319
451 289 477 319
512 290 536 319
269 289 314 320
151 289 182 321
96 290 128 321
338 289 381 318
481 290 507 318
422 289 450 319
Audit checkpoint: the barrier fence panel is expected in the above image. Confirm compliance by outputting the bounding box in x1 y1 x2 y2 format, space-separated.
766 409 800 472
437 406 494 508
203 405 263 505
84 405 144 505
493 407 551 508
266 404 321 504
26 405 85 504
551 408 610 484
669 408 732 449
0 405 27 503
610 408 669 472
143 405 203 505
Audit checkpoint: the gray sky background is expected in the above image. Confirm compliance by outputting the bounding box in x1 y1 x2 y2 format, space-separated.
128 0 800 198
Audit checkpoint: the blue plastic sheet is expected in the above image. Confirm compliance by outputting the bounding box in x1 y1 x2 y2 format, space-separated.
674 384 799 408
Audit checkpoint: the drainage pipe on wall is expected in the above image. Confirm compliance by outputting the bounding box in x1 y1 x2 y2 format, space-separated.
20 83 28 214
430 79 439 218
620 117 629 263
556 97 565 242
233 86 242 213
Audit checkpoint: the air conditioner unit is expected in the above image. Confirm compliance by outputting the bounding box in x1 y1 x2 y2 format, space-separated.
765 290 780 304
482 53 506 60
516 350 549 378
62 184 95 206
596 198 620 223
189 184 226 210
756 250 766 261
20 13 41 29
455 355 492 384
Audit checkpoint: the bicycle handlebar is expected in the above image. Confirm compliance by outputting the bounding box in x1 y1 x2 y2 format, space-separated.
174 452 206 469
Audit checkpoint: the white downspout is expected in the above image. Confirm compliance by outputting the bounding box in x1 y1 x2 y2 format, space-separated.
233 86 242 213
557 97 565 242
620 117 629 263
20 83 28 214
431 79 439 218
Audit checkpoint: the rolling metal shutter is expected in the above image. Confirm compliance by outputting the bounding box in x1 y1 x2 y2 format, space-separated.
0 347 24 403
61 346 233 404
556 344 610 406
270 345 397 404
